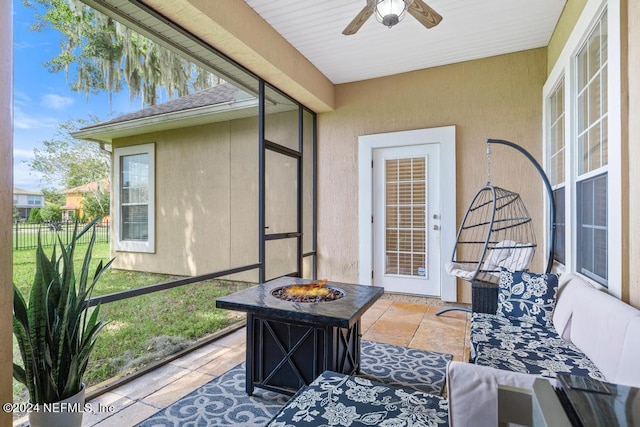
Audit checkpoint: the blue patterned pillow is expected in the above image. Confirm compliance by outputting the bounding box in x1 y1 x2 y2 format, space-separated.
496 269 559 327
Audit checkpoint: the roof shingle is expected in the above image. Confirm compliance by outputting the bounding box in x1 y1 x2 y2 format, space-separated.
81 83 250 130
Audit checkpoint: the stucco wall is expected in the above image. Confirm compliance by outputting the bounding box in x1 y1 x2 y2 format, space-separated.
547 0 588 74
111 119 259 282
317 48 547 303
0 0 12 423
110 109 309 283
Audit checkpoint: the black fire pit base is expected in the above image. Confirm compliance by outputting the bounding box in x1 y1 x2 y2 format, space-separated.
215 277 384 396
247 313 360 396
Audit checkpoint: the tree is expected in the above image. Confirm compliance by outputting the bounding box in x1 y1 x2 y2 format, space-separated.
29 119 110 189
41 187 65 206
25 0 219 107
40 203 62 223
28 208 42 223
81 189 110 220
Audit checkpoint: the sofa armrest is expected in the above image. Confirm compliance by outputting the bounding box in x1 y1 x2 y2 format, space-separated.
447 361 540 427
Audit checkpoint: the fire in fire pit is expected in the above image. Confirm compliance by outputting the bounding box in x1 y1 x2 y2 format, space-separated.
271 279 345 303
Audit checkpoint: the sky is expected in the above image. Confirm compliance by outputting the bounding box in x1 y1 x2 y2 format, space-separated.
12 0 140 191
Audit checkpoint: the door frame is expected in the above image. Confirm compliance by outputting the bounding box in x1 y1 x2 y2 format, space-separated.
358 126 457 302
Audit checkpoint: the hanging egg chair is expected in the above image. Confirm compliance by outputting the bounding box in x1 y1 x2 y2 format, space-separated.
437 139 555 315
445 185 537 285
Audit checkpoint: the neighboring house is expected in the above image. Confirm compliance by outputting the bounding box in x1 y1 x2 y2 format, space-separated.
74 83 298 282
61 180 111 222
71 0 640 309
12 187 44 221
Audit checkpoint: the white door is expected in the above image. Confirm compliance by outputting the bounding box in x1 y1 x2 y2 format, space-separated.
373 144 441 296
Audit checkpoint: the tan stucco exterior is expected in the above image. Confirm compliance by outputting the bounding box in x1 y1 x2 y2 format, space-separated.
110 109 311 283
1 0 13 423
317 49 547 302
111 119 259 281
547 0 588 74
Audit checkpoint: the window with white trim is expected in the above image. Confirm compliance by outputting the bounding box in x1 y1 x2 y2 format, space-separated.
575 11 608 285
547 80 566 264
114 143 155 253
544 5 615 289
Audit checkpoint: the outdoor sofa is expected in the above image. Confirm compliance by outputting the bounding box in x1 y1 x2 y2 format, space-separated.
447 272 640 426
266 271 640 426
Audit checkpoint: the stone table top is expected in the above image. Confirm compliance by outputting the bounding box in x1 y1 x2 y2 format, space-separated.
216 277 384 328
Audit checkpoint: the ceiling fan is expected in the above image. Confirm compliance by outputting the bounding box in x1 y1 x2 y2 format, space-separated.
342 0 442 35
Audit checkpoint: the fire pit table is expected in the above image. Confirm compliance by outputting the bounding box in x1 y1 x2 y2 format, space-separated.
216 277 384 396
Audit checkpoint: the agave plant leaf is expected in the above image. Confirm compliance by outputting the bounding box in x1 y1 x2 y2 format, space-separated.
91 258 115 290
53 278 74 395
44 362 60 403
76 339 99 383
13 286 29 332
78 229 95 297
28 237 56 404
13 363 27 385
73 216 102 243
57 231 75 311
12 316 36 400
82 319 106 352
84 304 101 335
61 353 81 399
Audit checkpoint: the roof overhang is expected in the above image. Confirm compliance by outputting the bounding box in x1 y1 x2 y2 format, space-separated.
73 97 259 143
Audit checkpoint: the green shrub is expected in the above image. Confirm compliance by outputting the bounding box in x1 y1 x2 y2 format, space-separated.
28 208 42 223
40 203 62 223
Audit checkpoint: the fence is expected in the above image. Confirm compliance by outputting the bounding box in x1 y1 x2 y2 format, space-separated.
13 220 110 250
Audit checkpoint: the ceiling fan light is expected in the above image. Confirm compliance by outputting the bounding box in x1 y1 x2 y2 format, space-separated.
374 0 409 28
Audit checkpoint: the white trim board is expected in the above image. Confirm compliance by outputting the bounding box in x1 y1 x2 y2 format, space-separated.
358 126 457 302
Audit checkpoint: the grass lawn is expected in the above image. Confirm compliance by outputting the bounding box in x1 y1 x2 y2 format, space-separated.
12 242 249 407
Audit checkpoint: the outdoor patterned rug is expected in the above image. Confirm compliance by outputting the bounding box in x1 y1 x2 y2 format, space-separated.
138 340 452 427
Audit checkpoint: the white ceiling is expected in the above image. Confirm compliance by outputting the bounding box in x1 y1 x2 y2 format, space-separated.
243 0 567 84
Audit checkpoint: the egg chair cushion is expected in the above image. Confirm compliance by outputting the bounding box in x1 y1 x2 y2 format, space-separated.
483 240 535 274
445 262 501 284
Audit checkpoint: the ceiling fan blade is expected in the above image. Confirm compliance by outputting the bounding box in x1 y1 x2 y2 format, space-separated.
407 0 443 29
342 5 373 35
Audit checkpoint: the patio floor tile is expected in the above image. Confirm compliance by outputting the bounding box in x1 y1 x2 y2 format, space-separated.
109 364 190 401
81 392 136 426
364 324 418 346
142 371 216 408
169 343 236 370
198 345 246 376
90 401 159 427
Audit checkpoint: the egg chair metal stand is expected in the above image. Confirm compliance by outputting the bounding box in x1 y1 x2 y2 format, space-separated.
436 139 556 315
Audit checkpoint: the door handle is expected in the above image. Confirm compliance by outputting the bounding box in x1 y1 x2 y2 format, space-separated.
432 225 440 230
